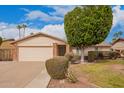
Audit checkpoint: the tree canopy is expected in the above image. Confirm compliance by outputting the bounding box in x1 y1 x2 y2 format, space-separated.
64 6 113 47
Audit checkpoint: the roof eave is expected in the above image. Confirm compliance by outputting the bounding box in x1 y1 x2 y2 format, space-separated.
11 32 66 44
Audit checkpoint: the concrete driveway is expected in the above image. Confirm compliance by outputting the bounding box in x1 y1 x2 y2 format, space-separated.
0 62 50 88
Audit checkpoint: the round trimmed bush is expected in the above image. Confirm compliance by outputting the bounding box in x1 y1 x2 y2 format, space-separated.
64 52 74 61
88 51 97 62
45 56 69 79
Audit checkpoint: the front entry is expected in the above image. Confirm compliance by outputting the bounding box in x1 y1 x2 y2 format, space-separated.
57 45 66 56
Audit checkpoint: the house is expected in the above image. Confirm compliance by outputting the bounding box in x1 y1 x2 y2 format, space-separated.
72 42 111 56
95 42 112 51
111 38 124 57
11 32 70 62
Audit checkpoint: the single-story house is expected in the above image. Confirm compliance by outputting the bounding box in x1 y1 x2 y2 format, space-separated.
11 32 70 62
111 38 124 57
0 39 15 61
0 39 15 49
72 42 112 56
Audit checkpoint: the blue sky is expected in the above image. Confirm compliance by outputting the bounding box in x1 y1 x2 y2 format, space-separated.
0 5 124 43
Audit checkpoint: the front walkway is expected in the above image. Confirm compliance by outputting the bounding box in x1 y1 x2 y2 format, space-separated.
25 63 50 88
0 62 50 88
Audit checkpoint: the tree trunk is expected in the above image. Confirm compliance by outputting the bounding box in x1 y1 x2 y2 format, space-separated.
24 28 25 37
76 47 80 55
19 29 21 39
95 46 98 60
81 47 85 63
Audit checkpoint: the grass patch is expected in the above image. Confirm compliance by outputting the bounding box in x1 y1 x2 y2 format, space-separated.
72 60 124 88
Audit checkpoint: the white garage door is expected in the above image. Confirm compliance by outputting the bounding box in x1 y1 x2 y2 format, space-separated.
18 47 53 62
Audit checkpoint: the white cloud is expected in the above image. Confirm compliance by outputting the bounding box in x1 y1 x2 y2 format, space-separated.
23 6 76 23
2 27 41 40
41 24 66 40
0 22 66 41
20 8 30 12
0 6 78 40
48 6 76 17
112 5 124 27
0 22 18 39
0 22 8 30
25 10 63 22
0 22 41 39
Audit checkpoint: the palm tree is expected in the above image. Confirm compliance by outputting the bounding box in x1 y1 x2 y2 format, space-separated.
22 24 27 37
16 25 22 39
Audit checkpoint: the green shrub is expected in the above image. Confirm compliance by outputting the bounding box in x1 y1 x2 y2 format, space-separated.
45 56 69 79
98 52 104 59
88 51 120 61
115 52 121 58
84 56 88 60
109 51 120 59
66 70 78 83
71 55 81 64
64 52 74 61
88 51 97 62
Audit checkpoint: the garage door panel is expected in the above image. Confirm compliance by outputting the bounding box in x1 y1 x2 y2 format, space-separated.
19 47 53 61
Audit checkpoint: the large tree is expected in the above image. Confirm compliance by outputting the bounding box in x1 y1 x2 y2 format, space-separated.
64 6 113 62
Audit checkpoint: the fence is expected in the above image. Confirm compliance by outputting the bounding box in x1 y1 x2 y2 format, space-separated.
0 48 14 61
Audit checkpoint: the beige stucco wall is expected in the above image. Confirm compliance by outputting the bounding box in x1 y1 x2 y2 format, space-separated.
84 47 96 56
72 46 110 56
18 47 53 61
17 36 65 46
15 35 66 62
98 47 111 51
111 40 124 50
72 47 95 56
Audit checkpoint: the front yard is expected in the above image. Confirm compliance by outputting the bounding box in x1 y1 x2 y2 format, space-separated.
48 59 124 88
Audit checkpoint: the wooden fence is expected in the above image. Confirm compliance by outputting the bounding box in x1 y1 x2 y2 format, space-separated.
0 48 14 61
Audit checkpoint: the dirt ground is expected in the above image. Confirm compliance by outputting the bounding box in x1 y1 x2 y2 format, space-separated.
48 78 98 88
109 64 124 74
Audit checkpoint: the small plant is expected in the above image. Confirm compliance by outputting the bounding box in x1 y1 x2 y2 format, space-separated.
66 70 78 83
64 52 74 61
45 56 69 79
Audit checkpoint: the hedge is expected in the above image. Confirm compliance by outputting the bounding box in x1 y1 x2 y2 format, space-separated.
45 56 69 79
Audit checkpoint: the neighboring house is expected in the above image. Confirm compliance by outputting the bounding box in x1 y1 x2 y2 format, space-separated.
0 39 15 49
0 39 15 61
72 42 111 56
111 38 124 57
95 42 112 51
11 32 70 62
